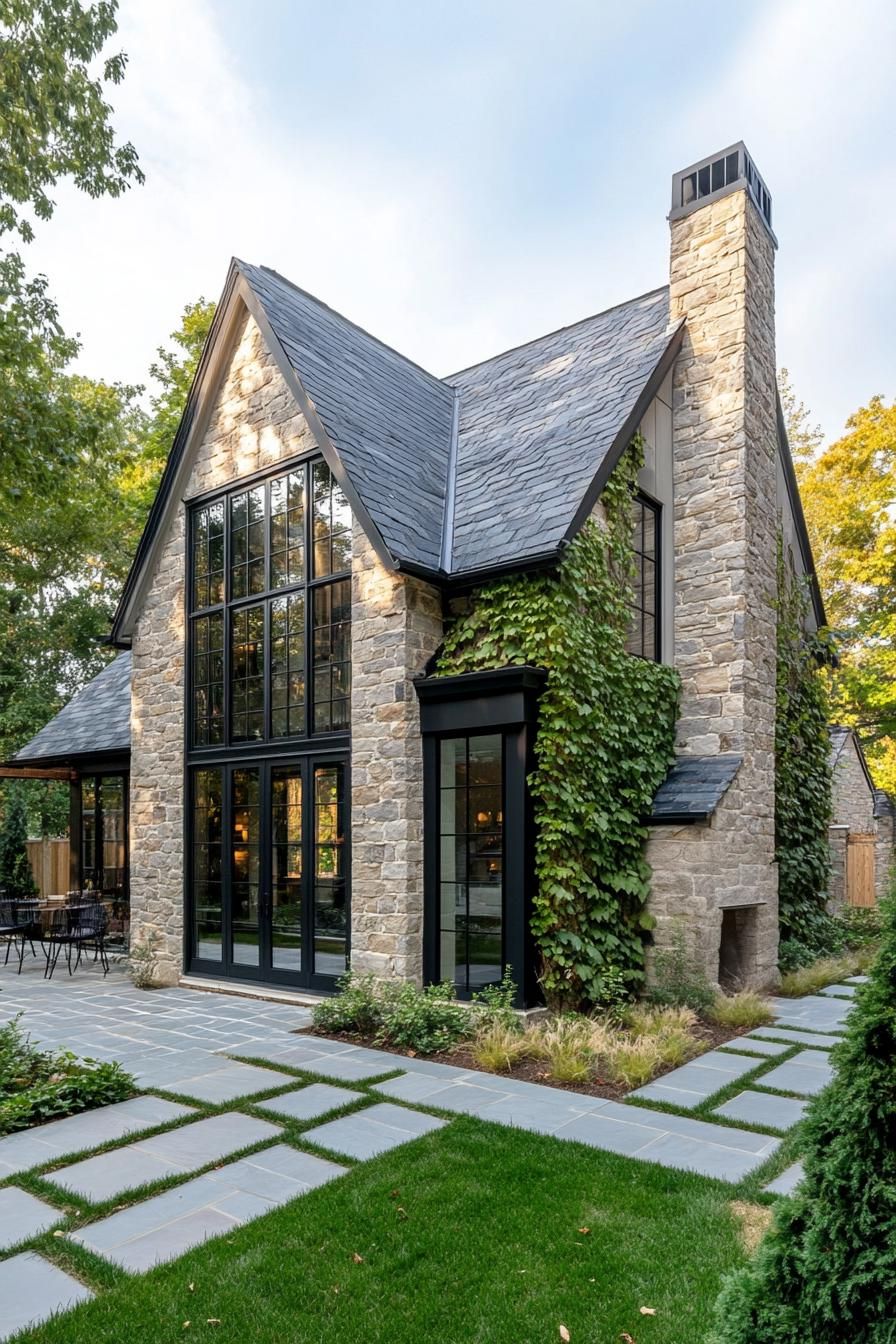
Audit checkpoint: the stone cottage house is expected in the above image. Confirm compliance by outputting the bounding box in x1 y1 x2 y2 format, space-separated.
10 143 827 1003
827 726 893 908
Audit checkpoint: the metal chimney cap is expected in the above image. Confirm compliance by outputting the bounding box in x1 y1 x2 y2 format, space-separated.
670 142 777 246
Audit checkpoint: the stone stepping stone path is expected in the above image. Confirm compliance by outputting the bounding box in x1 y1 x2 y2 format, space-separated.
718 1035 791 1057
629 1048 762 1109
818 983 858 998
0 1095 193 1178
769 994 851 1034
51 1112 282 1202
0 1251 93 1342
0 1187 61 1250
749 1026 842 1049
764 1161 805 1196
227 1037 405 1082
305 1102 447 1159
759 1054 835 1097
713 1089 808 1131
373 1073 778 1181
133 1057 294 1103
256 1082 359 1122
71 1144 346 1274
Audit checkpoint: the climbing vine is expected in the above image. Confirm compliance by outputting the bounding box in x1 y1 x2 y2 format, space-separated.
437 439 680 1009
775 539 834 956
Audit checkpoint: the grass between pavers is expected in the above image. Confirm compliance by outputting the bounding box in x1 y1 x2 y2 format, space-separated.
12 1118 748 1344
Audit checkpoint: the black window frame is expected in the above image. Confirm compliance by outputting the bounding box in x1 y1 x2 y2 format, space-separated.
186 456 352 754
626 492 661 663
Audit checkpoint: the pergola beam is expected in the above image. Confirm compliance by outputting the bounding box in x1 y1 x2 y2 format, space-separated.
0 766 76 781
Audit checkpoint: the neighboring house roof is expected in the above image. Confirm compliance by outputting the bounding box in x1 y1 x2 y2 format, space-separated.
828 723 876 799
13 653 131 766
648 754 742 824
110 261 683 641
874 789 894 820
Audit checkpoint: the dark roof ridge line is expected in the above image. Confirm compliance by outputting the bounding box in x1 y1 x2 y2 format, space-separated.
443 284 670 381
439 387 461 572
252 263 451 397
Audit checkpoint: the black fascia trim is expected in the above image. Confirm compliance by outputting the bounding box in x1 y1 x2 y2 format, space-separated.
110 264 242 646
415 665 547 705
11 750 131 774
563 321 685 545
776 391 827 630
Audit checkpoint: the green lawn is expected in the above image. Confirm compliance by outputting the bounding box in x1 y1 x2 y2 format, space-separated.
22 1118 746 1344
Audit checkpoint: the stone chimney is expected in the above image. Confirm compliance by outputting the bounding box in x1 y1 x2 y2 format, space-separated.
647 144 780 986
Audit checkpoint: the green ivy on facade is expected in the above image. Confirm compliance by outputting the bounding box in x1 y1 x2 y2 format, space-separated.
437 439 680 1009
775 539 835 954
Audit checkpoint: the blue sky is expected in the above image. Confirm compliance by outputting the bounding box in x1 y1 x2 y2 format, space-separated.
31 0 895 441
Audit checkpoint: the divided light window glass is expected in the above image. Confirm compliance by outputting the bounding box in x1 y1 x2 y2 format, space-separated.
625 495 660 662
188 459 352 748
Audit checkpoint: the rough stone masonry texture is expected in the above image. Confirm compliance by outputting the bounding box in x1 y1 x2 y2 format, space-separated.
645 188 780 988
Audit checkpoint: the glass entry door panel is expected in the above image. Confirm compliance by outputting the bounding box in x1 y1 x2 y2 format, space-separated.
271 767 303 971
190 755 348 988
231 769 261 968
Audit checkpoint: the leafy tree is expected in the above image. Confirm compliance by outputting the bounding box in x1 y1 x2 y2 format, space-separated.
708 897 896 1342
778 368 824 469
0 784 37 897
786 391 896 793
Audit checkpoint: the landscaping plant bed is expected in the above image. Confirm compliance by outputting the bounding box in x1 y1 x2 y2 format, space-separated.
304 1017 752 1102
0 1015 133 1135
300 975 774 1101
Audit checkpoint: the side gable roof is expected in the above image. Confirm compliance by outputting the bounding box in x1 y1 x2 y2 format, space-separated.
446 288 680 574
776 393 827 628
111 261 683 642
13 653 131 766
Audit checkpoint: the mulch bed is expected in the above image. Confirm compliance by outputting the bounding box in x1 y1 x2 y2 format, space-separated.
298 1019 752 1104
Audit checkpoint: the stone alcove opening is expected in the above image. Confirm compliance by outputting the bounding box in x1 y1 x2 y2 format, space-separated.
718 906 759 990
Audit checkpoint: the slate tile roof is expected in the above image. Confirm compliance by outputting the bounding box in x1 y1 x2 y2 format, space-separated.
446 288 676 573
237 263 679 577
648 754 742 823
13 653 131 765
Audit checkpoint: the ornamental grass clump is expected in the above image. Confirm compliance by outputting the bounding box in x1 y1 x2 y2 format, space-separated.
707 991 774 1030
708 897 896 1344
470 1023 528 1073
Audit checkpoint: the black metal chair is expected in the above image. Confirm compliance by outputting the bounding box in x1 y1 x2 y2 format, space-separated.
44 902 109 979
0 898 41 973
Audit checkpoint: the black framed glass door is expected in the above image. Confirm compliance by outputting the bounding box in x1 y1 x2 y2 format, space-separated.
188 755 349 989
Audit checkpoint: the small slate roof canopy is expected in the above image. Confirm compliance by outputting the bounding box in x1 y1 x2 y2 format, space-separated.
12 653 131 767
648 754 743 824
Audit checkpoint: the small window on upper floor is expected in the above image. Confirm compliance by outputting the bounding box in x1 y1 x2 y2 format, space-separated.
625 494 660 662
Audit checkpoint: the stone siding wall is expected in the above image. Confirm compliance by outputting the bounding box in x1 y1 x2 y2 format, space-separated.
129 309 317 984
875 804 895 900
350 525 442 983
647 188 779 988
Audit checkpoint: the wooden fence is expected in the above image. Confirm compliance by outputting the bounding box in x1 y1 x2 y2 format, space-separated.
25 838 70 898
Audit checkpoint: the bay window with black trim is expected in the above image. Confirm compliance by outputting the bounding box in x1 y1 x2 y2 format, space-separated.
625 493 660 661
417 667 546 1008
185 456 352 988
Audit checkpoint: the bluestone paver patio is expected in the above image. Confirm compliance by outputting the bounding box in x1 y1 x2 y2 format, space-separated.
768 995 851 1033
256 1082 360 1122
52 1112 282 1202
0 1186 62 1250
0 1095 194 1178
717 1035 791 1057
0 1252 92 1342
749 1026 842 1049
818 983 858 998
628 1048 762 1109
759 1055 836 1097
713 1089 808 1130
71 1144 346 1273
764 1160 806 1196
305 1102 447 1159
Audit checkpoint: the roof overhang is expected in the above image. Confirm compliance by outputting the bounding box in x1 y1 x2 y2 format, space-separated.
110 262 397 647
776 392 827 630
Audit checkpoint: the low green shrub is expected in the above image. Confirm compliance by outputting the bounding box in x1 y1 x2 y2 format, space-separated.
647 925 716 1013
0 1017 133 1136
709 897 896 1341
470 967 519 1030
311 974 472 1054
838 904 883 948
375 982 470 1054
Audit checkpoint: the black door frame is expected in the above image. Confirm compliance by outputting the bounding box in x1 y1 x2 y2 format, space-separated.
186 749 350 991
